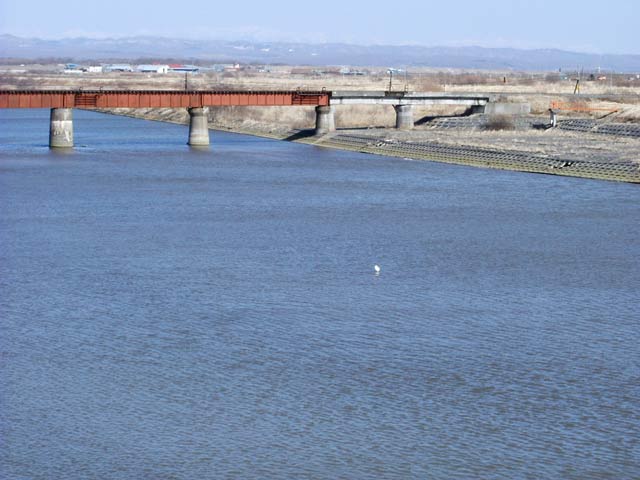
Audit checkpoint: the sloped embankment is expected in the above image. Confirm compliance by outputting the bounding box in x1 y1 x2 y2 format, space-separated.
97 108 640 184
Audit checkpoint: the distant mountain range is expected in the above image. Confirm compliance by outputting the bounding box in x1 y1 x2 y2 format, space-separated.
1 34 639 72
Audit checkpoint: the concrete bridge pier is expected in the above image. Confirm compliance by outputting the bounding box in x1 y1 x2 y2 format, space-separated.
49 108 74 148
394 104 414 130
187 107 210 146
315 106 335 135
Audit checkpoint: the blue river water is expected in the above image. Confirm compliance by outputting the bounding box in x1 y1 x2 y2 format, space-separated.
1 109 639 479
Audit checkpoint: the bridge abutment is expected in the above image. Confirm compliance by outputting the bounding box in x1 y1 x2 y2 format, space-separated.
49 108 74 148
187 107 210 146
394 104 413 130
315 106 335 135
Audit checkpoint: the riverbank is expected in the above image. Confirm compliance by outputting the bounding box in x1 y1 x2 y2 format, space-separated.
98 108 640 184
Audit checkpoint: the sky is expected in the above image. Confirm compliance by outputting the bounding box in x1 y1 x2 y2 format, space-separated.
1 0 638 55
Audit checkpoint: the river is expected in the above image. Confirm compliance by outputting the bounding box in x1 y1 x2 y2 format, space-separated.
1 109 638 479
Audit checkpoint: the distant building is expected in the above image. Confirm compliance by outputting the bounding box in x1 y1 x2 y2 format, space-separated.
63 63 85 74
87 66 103 73
338 67 366 76
169 64 199 73
137 64 169 74
104 64 133 72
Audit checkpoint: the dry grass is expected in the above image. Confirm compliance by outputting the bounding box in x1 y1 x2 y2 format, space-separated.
2 68 639 125
6 69 637 94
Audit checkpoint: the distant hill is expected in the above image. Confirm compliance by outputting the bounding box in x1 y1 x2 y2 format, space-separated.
1 34 639 72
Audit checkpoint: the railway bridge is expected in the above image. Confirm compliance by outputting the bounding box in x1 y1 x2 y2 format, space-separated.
0 89 512 148
0 90 330 147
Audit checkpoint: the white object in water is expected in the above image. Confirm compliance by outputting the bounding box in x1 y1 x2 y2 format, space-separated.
374 264 381 275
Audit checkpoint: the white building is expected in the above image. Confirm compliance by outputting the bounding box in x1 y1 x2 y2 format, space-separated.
137 64 170 74
63 63 84 74
104 64 133 72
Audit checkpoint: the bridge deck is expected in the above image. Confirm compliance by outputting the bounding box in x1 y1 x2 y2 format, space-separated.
0 90 330 109
330 91 493 106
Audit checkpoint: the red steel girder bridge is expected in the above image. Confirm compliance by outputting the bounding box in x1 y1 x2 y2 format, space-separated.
0 89 333 147
0 89 331 109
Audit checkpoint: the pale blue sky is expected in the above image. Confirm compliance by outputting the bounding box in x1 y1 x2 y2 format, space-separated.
1 0 638 54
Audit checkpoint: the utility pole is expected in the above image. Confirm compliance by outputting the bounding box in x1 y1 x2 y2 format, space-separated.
610 70 614 91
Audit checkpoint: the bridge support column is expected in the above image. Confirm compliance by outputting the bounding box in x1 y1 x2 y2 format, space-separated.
394 104 413 130
315 106 335 135
187 107 210 146
49 108 73 148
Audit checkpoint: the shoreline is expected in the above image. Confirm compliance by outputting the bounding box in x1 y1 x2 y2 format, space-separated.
97 109 640 184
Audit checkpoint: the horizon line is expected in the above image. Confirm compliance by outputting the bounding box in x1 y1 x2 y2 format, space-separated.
1 33 639 57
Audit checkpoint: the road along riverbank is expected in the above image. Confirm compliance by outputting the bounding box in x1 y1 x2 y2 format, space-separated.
97 108 640 184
